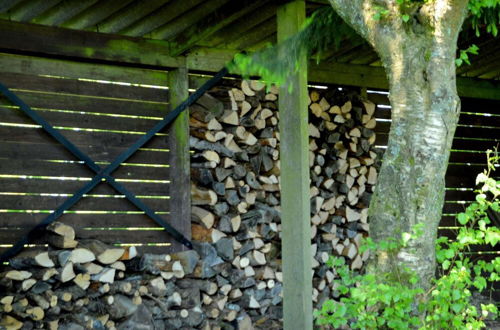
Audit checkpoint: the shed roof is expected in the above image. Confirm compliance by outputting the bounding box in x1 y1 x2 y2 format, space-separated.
0 0 499 84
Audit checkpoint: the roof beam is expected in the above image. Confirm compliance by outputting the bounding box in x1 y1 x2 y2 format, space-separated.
0 0 24 14
0 19 496 100
169 0 271 56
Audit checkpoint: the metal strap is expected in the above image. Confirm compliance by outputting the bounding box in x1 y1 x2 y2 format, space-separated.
0 66 228 263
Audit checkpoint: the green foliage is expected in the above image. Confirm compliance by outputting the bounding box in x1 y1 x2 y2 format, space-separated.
468 0 500 36
456 44 480 67
228 7 359 87
315 150 499 329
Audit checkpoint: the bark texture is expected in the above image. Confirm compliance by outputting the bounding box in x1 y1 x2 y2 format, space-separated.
328 0 469 290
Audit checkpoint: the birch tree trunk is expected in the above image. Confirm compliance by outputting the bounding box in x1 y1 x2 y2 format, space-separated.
328 0 469 290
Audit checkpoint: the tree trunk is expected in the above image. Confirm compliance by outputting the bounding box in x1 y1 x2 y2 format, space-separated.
367 41 461 290
328 0 469 290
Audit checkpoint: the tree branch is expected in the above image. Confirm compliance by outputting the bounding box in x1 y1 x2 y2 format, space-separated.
327 0 371 42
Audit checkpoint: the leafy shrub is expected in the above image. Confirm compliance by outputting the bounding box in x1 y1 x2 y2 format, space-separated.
315 150 499 329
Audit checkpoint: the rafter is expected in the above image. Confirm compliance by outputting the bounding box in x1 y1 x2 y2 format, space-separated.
118 0 203 37
60 0 134 30
169 0 271 56
95 0 170 34
149 0 231 40
31 0 98 26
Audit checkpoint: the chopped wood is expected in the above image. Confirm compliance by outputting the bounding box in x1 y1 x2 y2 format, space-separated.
346 207 361 222
231 88 245 101
241 81 255 96
220 110 239 126
250 80 265 91
341 101 352 113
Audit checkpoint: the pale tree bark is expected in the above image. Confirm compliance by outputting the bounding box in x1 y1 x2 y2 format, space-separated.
328 0 469 290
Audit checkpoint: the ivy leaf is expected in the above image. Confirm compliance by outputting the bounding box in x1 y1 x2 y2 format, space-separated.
442 260 451 270
402 14 410 22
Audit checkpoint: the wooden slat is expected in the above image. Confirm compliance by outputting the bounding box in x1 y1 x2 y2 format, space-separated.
0 126 168 152
0 20 183 68
0 195 169 216
0 178 171 196
0 72 168 103
0 141 169 165
0 107 161 133
0 213 171 230
0 91 168 118
0 159 169 181
376 133 499 151
0 52 169 86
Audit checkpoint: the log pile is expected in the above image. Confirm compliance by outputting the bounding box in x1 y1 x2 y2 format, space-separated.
0 80 379 329
0 221 232 329
188 81 379 325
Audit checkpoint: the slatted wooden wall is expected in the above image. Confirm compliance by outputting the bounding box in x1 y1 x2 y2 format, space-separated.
0 52 190 254
368 90 500 260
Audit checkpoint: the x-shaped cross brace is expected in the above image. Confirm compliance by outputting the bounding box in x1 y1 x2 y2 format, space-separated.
0 67 228 263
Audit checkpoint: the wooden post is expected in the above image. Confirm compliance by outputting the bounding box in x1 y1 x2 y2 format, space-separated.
167 65 191 252
277 1 312 329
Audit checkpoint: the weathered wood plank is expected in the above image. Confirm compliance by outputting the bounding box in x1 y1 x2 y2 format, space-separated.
0 178 171 196
0 91 168 118
0 72 168 103
0 19 183 68
0 107 161 133
0 141 169 165
0 126 168 152
166 66 191 252
277 2 312 330
0 195 169 215
0 159 169 181
0 213 170 229
0 52 169 86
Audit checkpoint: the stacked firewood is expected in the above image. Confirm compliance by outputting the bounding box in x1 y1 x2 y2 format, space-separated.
188 81 379 324
0 222 229 329
306 88 378 305
0 80 379 329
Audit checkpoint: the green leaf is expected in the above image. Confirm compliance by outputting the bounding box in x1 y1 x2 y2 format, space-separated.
402 14 410 22
442 260 451 270
451 303 464 313
457 212 469 225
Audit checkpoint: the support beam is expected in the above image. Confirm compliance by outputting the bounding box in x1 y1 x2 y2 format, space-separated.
0 20 497 100
277 2 312 330
167 65 191 252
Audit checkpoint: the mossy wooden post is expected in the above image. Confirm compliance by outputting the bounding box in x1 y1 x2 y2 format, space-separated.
277 1 312 329
167 65 191 252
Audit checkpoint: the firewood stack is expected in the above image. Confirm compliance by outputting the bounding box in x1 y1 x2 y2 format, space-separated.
306 88 378 306
188 81 379 324
0 80 379 329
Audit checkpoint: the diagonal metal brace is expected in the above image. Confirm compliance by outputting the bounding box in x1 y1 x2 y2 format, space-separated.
0 67 228 263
